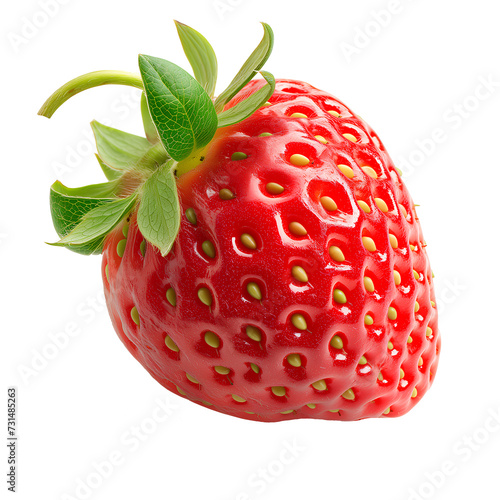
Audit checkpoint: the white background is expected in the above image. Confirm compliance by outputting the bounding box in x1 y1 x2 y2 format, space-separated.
2 0 500 499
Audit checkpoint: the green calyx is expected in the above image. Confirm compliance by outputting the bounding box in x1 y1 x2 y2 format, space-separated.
40 21 275 257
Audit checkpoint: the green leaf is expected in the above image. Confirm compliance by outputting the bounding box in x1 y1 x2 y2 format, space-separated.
217 71 275 128
50 180 119 255
91 121 152 171
38 70 143 119
51 194 137 255
137 161 180 256
214 23 274 113
96 154 122 181
138 55 217 162
175 21 218 97
141 92 160 143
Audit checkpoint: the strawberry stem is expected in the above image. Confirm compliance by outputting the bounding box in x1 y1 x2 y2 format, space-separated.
38 70 144 118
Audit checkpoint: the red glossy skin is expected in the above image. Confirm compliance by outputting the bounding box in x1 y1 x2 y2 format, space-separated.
103 79 440 422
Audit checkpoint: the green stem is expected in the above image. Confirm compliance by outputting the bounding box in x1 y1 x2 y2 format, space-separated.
38 70 144 118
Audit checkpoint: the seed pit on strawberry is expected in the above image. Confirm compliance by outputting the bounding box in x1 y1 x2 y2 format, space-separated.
284 142 319 167
184 207 197 225
244 363 262 383
308 179 355 216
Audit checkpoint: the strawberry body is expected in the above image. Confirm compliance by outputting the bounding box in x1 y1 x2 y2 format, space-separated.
103 79 439 421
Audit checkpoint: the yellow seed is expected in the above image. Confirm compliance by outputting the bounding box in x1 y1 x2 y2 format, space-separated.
328 110 341 117
185 208 197 225
292 266 308 283
201 400 212 406
250 363 260 373
362 236 376 252
166 288 176 307
375 198 389 212
240 233 257 250
426 326 433 337
232 394 246 403
266 182 284 195
131 306 140 325
280 410 294 414
361 166 378 179
198 287 212 306
338 164 354 179
287 353 302 367
247 282 262 300
117 239 127 257
272 386 286 397
413 269 420 280
414 301 420 313
407 336 413 344
411 387 418 398
164 335 179 352
333 289 347 304
307 403 316 409
364 276 375 293
202 240 216 259
231 152 247 161
320 196 337 211
290 154 310 166
263 101 272 107
357 200 371 213
418 357 424 367
122 223 129 238
383 407 391 415
314 135 328 144
204 331 220 349
388 341 394 350
431 301 436 307
395 167 403 175
140 240 146 257
399 204 408 217
246 326 262 342
393 270 401 286
289 221 307 237
186 373 199 384
105 265 109 282
259 132 273 137
364 314 374 326
388 307 397 320
214 366 230 375
329 245 345 262
291 313 307 330
378 372 384 381
342 388 355 400
389 233 398 249
400 368 405 379
343 133 358 143
176 386 186 396
290 112 308 118
312 379 327 391
329 409 340 413
358 355 367 365
330 335 343 349
410 244 416 251
219 188 235 200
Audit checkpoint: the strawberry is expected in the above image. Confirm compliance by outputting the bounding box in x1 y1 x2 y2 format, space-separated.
40 22 439 421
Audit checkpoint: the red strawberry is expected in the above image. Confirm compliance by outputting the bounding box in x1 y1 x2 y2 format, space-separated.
40 22 439 421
